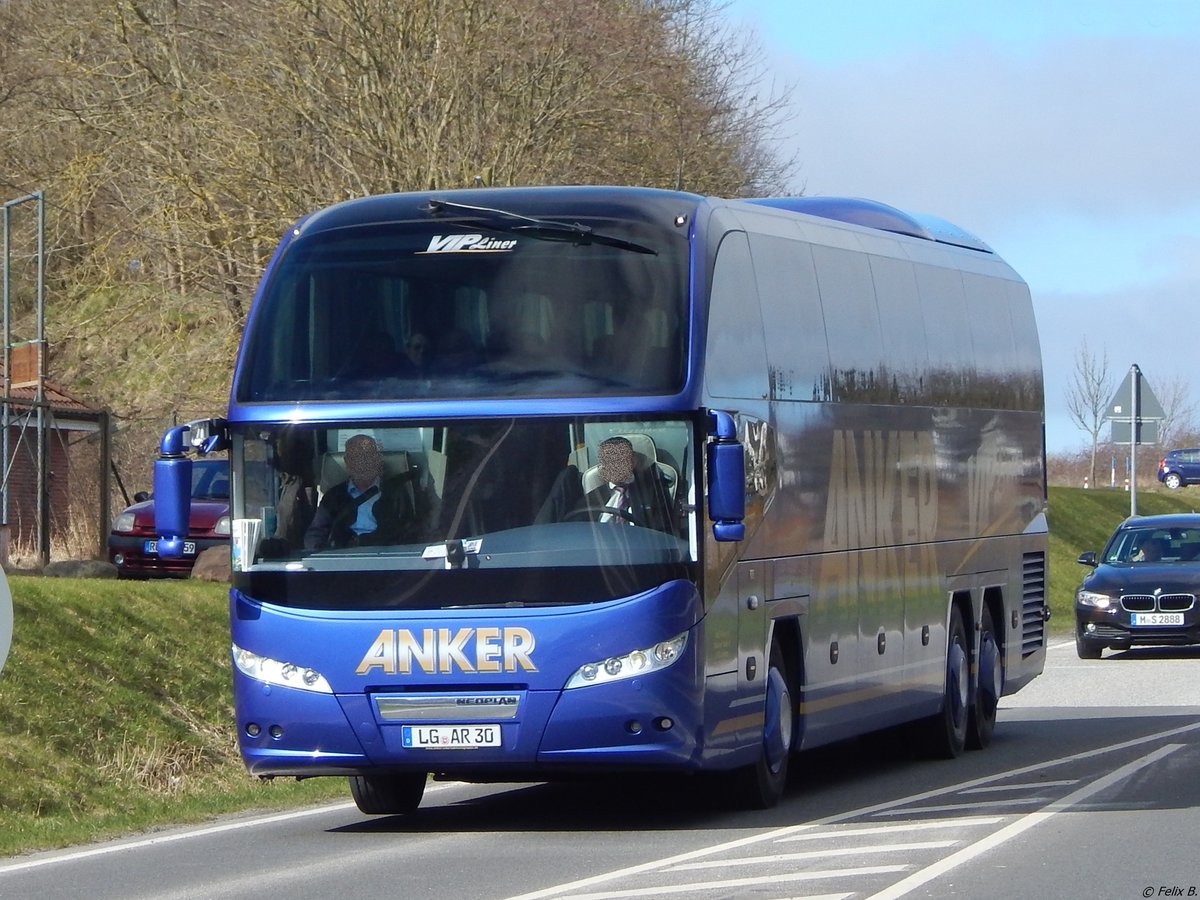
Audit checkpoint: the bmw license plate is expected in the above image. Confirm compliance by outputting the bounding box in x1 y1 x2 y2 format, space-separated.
402 724 501 749
1131 612 1184 626
143 540 197 555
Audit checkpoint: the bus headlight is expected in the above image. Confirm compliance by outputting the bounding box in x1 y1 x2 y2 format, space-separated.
1076 589 1113 610
232 642 333 693
565 632 688 689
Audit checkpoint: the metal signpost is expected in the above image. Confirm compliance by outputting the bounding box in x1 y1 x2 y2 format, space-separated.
1106 363 1163 517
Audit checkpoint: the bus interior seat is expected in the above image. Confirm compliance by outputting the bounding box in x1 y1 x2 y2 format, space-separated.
581 433 677 500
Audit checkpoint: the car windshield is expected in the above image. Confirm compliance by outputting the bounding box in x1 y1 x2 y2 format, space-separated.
190 459 229 500
230 417 699 609
1104 527 1200 564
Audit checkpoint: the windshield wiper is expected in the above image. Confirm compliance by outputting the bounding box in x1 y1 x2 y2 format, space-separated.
426 198 657 255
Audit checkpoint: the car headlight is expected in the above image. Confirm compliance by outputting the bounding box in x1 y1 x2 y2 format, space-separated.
1076 589 1113 609
112 511 137 533
232 643 332 693
214 514 231 537
565 632 688 689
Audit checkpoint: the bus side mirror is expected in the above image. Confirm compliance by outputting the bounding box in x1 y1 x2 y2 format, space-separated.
154 425 194 559
707 410 745 542
154 417 230 557
186 417 230 455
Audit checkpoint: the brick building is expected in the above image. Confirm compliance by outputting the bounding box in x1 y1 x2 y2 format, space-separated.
2 373 108 560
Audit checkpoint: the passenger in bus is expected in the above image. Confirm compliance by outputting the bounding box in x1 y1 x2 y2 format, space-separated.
401 332 433 377
265 428 316 552
304 435 414 548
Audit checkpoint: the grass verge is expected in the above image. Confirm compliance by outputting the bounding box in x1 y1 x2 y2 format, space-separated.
0 484 1192 858
0 576 343 859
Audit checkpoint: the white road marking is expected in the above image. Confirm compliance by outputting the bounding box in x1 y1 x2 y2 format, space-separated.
862 743 1186 900
666 842 958 872
0 801 356 876
566 867 907 900
869 797 1052 816
0 780 457 876
503 719 1200 900
958 780 1077 794
773 817 1004 842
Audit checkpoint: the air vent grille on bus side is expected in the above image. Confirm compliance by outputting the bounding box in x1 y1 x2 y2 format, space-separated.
1021 551 1047 656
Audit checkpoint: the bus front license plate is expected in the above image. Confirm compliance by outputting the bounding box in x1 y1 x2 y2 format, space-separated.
1131 613 1184 626
402 725 501 749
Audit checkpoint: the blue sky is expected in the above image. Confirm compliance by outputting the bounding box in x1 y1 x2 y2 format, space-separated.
722 1 1200 454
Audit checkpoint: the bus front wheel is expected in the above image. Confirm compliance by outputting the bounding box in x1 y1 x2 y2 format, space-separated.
728 638 794 809
349 772 427 815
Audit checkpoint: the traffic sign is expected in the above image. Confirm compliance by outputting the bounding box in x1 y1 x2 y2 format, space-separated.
1106 364 1162 446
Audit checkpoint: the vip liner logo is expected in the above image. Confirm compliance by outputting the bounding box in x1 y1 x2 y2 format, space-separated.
421 234 518 253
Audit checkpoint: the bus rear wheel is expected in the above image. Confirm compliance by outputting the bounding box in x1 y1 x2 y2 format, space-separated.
911 605 969 759
349 772 427 815
967 605 1002 750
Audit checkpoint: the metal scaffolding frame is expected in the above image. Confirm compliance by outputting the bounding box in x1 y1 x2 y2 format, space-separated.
3 191 49 565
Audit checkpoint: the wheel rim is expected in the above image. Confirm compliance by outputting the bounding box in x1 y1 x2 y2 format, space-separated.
979 631 1000 710
763 667 792 775
948 639 968 729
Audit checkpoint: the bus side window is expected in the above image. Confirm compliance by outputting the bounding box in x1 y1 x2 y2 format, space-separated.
749 231 829 401
706 231 768 400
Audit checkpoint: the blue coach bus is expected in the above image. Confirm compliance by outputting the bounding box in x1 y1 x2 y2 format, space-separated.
155 186 1048 812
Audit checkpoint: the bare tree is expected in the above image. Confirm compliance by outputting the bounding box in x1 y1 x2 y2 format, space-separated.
0 0 801 492
1065 337 1112 488
1152 373 1197 450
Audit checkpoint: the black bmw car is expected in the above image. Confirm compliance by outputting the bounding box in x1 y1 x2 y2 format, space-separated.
1075 513 1200 659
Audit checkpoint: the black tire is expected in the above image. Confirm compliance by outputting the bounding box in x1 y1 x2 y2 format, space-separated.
727 637 794 809
911 605 969 759
349 772 427 815
1075 626 1104 660
1164 472 1183 490
967 605 1002 750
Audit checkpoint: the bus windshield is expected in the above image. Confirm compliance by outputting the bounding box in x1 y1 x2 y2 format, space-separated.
233 417 698 609
236 216 688 403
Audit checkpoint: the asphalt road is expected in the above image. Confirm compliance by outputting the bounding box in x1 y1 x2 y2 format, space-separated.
2 636 1198 900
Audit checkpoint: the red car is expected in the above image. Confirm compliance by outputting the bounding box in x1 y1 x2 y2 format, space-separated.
108 458 230 578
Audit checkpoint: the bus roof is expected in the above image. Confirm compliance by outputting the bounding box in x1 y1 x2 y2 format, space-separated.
286 187 991 254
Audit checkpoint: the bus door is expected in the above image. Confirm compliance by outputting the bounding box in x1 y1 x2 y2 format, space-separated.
737 561 768 690
732 560 769 745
